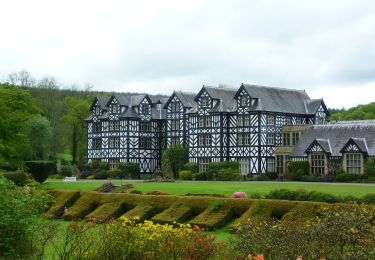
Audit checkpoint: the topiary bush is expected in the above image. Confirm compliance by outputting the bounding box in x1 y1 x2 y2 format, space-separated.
25 161 56 183
179 170 193 180
117 162 140 179
193 172 207 180
61 165 73 177
216 168 241 181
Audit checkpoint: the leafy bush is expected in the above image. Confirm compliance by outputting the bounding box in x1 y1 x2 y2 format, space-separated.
364 159 375 177
265 189 343 203
0 174 53 258
287 160 309 175
193 172 207 180
183 162 199 173
253 174 270 181
362 193 375 204
130 189 143 194
2 170 27 186
335 172 359 182
180 170 193 180
216 168 241 181
93 170 108 180
25 160 56 183
284 168 304 181
61 165 73 177
230 205 375 259
107 169 122 179
117 162 140 179
264 172 277 180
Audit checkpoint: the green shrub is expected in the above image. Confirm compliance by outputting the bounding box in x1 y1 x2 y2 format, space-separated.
335 172 359 182
216 168 241 181
61 165 73 177
183 162 199 173
85 202 126 222
230 204 375 259
284 168 304 181
287 160 309 175
25 161 56 183
151 204 193 225
193 172 207 180
364 159 375 177
180 170 193 180
107 169 122 179
253 174 270 181
121 205 157 222
264 172 278 180
44 191 81 219
117 162 139 179
190 206 233 230
93 170 109 180
264 189 343 203
2 170 27 186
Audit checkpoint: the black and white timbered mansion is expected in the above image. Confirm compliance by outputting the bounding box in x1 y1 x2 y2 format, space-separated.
86 84 328 175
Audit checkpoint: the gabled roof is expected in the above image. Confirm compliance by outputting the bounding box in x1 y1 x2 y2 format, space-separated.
90 95 110 110
340 138 369 154
238 84 318 114
291 120 375 157
305 139 332 154
163 91 197 109
194 85 237 112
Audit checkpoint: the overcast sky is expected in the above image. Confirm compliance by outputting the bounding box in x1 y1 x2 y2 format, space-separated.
1 0 375 108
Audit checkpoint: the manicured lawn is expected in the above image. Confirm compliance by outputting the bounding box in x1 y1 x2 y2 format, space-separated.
41 179 375 197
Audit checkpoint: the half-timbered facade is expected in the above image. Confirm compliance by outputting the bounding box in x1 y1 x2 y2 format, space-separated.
87 93 167 173
87 83 328 175
163 91 197 147
287 120 375 175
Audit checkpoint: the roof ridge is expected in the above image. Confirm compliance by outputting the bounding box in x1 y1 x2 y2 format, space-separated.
242 83 307 93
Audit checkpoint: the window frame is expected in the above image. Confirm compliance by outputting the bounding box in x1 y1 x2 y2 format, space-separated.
92 122 101 133
267 133 274 145
199 158 210 172
139 137 152 149
345 153 362 174
310 153 326 175
92 138 102 149
141 104 150 114
266 115 275 125
239 96 247 107
109 158 120 170
238 158 249 175
201 97 210 108
109 137 120 148
139 121 152 132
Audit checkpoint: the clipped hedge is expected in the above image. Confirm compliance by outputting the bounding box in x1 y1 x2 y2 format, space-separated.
287 161 309 175
25 161 56 183
86 202 127 222
152 204 194 225
121 205 157 222
190 206 233 231
44 191 81 219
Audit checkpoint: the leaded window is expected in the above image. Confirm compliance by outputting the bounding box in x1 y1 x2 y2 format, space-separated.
141 104 150 114
92 122 101 133
94 106 101 115
171 120 180 131
310 153 325 175
239 96 247 107
92 138 102 149
266 115 275 125
171 137 180 146
109 137 120 148
239 158 249 175
198 116 211 127
111 104 118 114
109 158 120 170
198 135 211 146
267 158 275 172
237 115 250 127
109 121 120 131
282 133 290 146
139 138 152 149
201 97 210 108
238 134 250 146
139 121 151 132
267 133 274 145
291 132 299 145
199 158 210 172
171 102 179 112
276 155 285 175
346 153 361 174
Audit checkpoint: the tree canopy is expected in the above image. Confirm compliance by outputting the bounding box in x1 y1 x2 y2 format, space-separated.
329 102 375 121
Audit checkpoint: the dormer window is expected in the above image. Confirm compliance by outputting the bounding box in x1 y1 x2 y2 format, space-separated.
171 102 179 112
94 106 101 115
239 96 247 107
157 104 162 111
111 104 118 114
201 97 209 108
141 104 150 114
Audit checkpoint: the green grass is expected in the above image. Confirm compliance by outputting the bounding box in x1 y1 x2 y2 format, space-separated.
41 179 375 197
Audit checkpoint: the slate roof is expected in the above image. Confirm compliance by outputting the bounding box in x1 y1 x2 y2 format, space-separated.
175 91 197 108
241 84 319 114
89 93 168 120
291 121 375 157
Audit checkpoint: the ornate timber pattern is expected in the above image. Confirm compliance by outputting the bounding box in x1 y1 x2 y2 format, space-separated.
87 84 328 175
87 94 167 173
